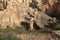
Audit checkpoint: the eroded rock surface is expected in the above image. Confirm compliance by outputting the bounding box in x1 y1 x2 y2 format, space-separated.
0 0 58 30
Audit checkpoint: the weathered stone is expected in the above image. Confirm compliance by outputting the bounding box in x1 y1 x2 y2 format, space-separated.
0 0 57 29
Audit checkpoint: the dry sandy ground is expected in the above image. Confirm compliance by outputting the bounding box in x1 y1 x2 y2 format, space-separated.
15 30 60 40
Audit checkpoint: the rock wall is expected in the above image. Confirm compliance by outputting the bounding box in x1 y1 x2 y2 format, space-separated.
0 0 57 29
0 0 32 29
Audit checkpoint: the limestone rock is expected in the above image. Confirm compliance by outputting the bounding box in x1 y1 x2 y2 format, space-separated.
0 0 57 29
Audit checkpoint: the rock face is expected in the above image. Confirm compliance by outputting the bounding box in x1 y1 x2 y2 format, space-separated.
46 1 60 20
0 0 57 29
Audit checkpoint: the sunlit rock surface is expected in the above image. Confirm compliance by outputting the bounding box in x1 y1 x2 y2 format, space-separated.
0 0 58 29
